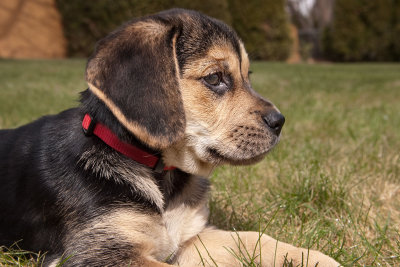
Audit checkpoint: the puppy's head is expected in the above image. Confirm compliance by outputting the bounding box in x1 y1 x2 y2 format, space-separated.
86 9 285 175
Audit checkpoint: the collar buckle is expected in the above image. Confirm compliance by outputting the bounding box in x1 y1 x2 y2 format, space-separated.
82 114 96 136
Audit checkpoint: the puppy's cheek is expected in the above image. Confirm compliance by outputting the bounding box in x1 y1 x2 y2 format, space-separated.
190 137 222 164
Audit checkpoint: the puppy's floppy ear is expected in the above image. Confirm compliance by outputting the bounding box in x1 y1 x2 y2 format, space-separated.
85 18 184 149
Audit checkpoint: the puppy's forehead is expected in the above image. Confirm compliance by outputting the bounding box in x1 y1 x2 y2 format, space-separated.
181 43 245 79
174 12 242 72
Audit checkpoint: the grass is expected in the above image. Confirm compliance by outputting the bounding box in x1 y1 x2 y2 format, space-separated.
0 244 45 267
1 59 399 266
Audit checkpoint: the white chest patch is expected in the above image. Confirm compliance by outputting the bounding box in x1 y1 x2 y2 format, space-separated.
162 201 209 252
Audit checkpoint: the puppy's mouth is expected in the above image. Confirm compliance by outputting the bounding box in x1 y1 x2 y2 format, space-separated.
206 142 276 166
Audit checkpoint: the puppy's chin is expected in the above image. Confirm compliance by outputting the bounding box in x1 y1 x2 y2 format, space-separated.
205 145 274 166
193 125 281 166
206 148 265 165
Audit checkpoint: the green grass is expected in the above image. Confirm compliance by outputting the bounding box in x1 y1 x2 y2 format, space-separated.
0 59 86 128
1 60 400 266
0 244 45 267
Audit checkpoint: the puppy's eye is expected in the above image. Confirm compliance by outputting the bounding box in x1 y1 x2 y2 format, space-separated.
202 72 231 95
204 72 222 86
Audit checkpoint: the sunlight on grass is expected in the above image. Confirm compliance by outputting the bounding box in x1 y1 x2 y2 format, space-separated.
210 63 400 266
0 60 399 266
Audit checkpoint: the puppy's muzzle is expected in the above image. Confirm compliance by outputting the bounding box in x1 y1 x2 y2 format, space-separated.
262 111 285 136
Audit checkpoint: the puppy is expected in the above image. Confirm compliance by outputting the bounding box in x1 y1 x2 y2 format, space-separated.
0 9 340 266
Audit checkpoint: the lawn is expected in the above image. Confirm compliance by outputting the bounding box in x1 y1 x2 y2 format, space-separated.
0 59 399 266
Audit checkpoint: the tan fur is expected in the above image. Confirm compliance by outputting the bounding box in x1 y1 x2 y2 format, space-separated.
61 206 208 265
239 42 251 80
103 210 174 260
127 21 167 40
59 209 174 265
176 228 339 267
163 42 280 173
163 201 209 252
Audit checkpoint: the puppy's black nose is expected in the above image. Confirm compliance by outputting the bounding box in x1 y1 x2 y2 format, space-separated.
262 112 285 135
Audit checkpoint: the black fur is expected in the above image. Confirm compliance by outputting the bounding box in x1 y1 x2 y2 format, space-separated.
0 8 241 266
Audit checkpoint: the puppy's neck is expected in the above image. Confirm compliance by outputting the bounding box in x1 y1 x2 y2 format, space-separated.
162 142 215 177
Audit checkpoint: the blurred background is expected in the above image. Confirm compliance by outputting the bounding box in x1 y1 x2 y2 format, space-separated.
1 0 399 62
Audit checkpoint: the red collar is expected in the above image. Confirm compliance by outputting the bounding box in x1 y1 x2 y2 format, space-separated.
82 114 175 173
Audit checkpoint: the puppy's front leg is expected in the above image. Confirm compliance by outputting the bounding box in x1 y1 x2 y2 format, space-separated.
48 254 174 267
175 227 340 267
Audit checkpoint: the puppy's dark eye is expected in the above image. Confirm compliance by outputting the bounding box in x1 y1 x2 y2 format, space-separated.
202 72 231 95
204 72 222 86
